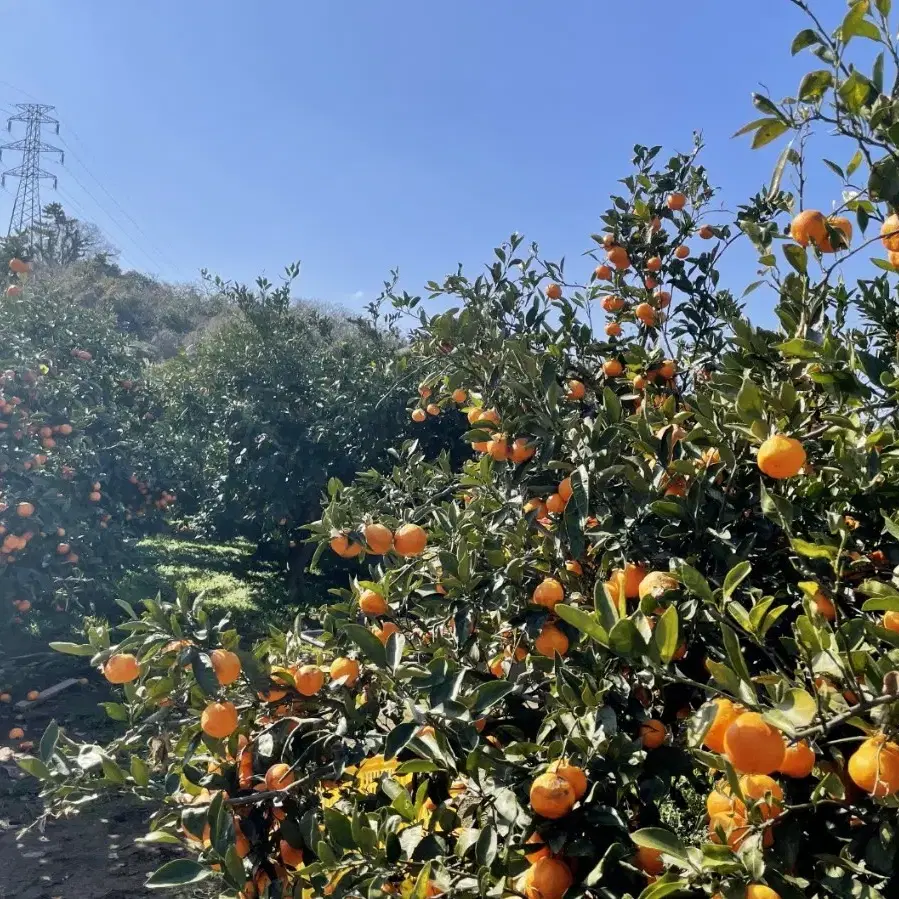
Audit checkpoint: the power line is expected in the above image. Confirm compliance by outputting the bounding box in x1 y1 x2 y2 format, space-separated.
55 128 183 276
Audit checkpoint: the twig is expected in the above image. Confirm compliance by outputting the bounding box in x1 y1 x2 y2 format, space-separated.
792 692 897 740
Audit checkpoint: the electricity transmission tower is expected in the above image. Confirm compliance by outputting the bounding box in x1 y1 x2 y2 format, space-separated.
0 103 64 248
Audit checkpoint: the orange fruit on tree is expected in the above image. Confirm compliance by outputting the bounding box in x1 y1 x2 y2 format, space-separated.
452 388 467 403
779 740 815 778
359 589 389 616
602 294 624 312
546 283 562 300
607 246 630 270
394 523 427 557
426 403 440 416
708 811 750 850
558 477 573 503
811 592 836 621
639 719 666 749
739 773 784 820
264 762 295 791
666 192 686 210
15 502 34 518
364 523 394 554
511 438 535 464
488 435 510 460
522 857 572 899
411 408 427 423
201 701 239 739
757 434 806 479
635 302 656 326
654 289 672 309
0 693 11 703
330 657 361 687
294 664 324 696
524 498 548 518
706 780 742 817
605 322 622 337
790 209 827 247
548 759 588 800
848 734 899 796
210 649 242 686
674 245 690 259
637 571 678 602
566 379 585 401
103 653 140 684
535 623 569 658
603 359 623 378
524 832 551 864
330 534 362 559
26 690 39 701
746 887 780 899
646 256 662 272
819 215 852 252
701 698 742 754
9 727 25 740
565 560 583 576
882 610 899 633
633 845 664 876
724 712 785 774
658 360 677 380
699 224 715 239
280 839 304 868
545 493 566 515
881 212 899 251
373 621 400 645
621 563 646 600
530 772 577 818
594 263 612 280
531 577 565 609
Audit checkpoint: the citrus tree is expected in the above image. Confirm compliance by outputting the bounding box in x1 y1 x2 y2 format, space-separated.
0 262 169 626
22 3 899 898
149 265 466 599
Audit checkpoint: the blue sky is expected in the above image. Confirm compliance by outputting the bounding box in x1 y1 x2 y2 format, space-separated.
0 1 846 315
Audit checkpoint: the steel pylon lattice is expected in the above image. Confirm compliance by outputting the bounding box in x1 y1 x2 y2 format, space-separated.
0 103 64 247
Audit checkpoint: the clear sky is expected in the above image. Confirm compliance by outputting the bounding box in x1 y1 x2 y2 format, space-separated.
0 1 839 315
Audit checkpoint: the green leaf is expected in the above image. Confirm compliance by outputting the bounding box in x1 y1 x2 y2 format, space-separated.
782 243 808 274
609 619 644 657
751 119 789 149
638 880 692 899
876 0 891 15
323 807 355 850
136 830 182 846
594 579 621 631
475 825 498 867
48 641 95 656
653 606 679 664
146 860 211 889
839 71 874 113
721 624 752 685
603 387 622 424
396 760 440 774
881 511 899 541
768 141 794 198
858 579 899 598
732 117 776 139
555 604 608 646
679 564 714 603
847 150 865 180
191 652 220 697
16 755 52 780
131 755 151 787
798 69 833 102
39 720 59 764
791 538 838 560
631 828 688 863
736 378 764 423
101 702 129 722
776 337 820 359
723 561 752 600
343 623 387 667
472 680 516 715
863 595 899 612
791 28 820 54
767 688 817 732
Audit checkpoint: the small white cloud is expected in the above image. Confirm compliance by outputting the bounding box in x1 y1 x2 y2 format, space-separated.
351 290 365 300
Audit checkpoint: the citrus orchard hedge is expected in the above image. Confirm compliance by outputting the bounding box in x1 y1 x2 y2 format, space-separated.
20 3 899 899
0 263 168 627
